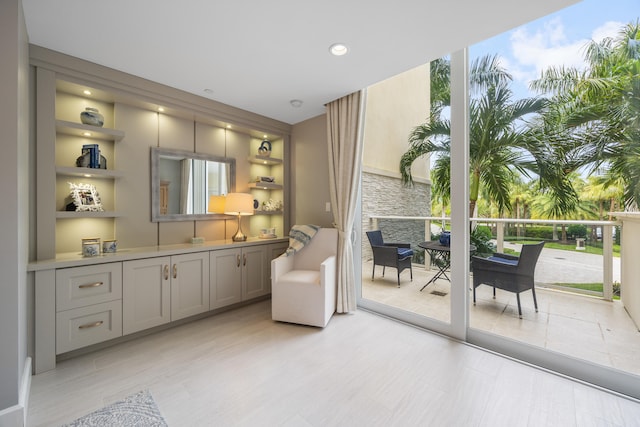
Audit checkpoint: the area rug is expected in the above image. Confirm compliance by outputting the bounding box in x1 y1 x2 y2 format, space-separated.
62 390 167 426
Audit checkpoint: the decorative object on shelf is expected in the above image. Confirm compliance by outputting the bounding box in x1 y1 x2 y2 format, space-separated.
80 107 105 127
262 199 283 212
257 140 272 157
82 238 101 257
102 239 117 253
259 227 277 238
76 144 107 169
439 230 451 247
254 176 275 183
253 198 259 209
207 195 226 214
67 182 104 212
224 193 254 242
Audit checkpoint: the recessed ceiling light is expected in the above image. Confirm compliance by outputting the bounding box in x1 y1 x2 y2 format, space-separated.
226 124 231 129
329 43 348 56
82 132 91 137
158 107 165 112
83 90 92 95
290 99 303 108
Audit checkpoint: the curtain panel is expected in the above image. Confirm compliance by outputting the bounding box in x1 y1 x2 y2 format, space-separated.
326 90 365 313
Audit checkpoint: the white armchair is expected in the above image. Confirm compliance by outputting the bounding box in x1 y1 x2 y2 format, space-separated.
271 228 338 327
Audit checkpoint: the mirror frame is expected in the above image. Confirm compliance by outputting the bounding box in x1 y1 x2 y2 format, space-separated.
151 147 236 222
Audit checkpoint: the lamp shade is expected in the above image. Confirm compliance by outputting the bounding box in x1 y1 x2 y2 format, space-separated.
224 193 254 216
208 195 226 213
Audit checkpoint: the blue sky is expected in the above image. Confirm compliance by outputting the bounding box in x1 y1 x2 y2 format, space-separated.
470 0 639 99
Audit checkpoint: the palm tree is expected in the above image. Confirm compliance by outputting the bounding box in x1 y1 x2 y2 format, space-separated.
400 55 547 217
530 21 640 209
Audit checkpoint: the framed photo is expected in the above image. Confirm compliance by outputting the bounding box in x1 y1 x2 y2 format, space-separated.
68 183 104 212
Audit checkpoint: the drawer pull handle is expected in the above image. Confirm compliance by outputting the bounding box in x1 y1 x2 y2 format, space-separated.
243 253 247 266
173 264 177 279
79 320 103 329
79 281 104 289
163 265 169 280
237 254 241 267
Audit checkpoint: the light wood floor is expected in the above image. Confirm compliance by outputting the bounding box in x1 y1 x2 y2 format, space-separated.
28 300 640 426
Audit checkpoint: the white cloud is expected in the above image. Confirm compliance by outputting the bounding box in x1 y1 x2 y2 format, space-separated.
509 18 588 83
506 19 626 88
592 20 625 42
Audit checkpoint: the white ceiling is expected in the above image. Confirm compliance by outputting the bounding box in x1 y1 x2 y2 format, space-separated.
22 0 579 125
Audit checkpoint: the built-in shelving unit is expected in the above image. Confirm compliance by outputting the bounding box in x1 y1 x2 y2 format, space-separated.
56 119 125 141
55 166 124 179
247 142 285 232
248 182 283 190
55 211 122 219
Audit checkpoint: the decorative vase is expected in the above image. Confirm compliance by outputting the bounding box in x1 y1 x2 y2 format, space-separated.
80 107 104 127
257 140 272 157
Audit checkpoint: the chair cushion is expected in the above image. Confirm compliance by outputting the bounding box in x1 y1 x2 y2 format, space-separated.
279 269 321 286
487 256 518 266
397 248 414 258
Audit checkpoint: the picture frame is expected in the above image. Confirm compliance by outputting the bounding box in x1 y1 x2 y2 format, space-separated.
68 183 104 212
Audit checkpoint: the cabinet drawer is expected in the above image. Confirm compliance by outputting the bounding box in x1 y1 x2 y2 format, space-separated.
56 263 122 311
56 300 123 354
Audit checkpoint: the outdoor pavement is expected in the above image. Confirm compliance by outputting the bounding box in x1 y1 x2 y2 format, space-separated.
503 242 620 285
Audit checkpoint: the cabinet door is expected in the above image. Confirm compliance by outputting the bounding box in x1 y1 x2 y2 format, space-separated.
170 252 210 321
210 248 242 309
123 257 171 335
242 245 268 300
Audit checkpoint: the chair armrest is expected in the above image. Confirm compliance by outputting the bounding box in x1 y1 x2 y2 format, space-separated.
492 252 519 261
320 255 337 288
471 255 517 274
372 245 399 264
271 254 294 283
384 242 411 248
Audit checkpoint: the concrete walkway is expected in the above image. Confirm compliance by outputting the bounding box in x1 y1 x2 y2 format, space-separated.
503 242 620 285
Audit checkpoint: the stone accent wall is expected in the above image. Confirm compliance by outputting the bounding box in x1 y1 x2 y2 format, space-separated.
362 170 431 261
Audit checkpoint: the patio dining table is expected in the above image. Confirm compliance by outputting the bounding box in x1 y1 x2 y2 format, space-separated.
418 240 476 291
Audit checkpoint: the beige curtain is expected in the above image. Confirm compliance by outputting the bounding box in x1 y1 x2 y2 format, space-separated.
326 91 364 313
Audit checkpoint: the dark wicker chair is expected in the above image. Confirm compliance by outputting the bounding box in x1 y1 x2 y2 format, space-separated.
471 241 545 318
366 230 413 287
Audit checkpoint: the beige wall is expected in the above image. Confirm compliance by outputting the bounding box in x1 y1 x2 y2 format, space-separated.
291 114 334 227
0 0 29 420
363 64 430 181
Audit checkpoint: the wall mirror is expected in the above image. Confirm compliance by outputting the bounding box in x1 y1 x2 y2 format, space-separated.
151 147 236 222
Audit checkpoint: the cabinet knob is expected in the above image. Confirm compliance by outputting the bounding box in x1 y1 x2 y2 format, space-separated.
173 263 177 279
163 264 169 280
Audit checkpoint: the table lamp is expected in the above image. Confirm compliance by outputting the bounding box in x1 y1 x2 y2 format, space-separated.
208 195 226 214
224 193 254 241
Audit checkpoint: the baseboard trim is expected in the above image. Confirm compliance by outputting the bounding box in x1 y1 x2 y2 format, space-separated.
0 357 32 427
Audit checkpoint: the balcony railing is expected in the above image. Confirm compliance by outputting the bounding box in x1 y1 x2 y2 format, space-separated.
368 215 620 301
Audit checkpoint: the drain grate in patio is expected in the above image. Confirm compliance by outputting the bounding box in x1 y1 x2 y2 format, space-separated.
430 290 448 297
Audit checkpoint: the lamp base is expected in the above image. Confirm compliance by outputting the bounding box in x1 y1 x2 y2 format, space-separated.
232 216 247 241
232 232 247 242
